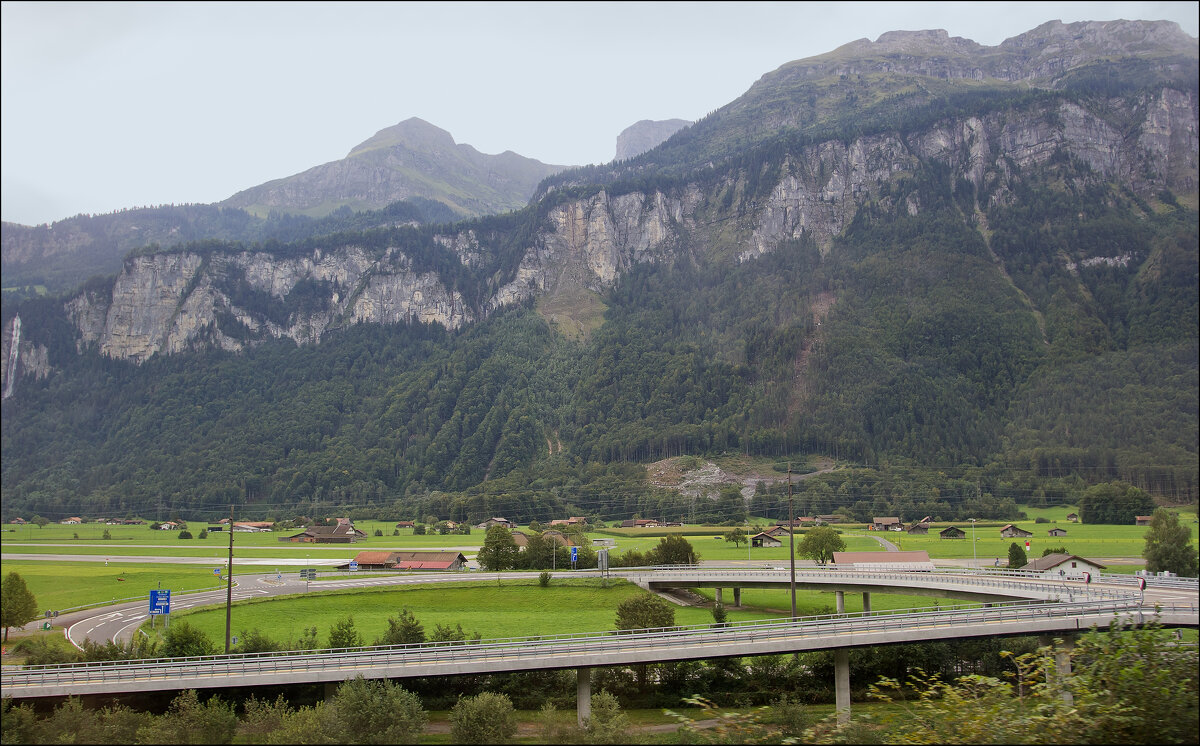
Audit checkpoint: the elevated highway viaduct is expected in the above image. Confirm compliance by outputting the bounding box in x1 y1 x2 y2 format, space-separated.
4 568 1196 726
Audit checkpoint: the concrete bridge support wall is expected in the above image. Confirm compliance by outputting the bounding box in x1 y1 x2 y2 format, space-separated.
834 648 851 725
836 591 845 614
862 592 871 614
715 588 723 605
733 587 741 607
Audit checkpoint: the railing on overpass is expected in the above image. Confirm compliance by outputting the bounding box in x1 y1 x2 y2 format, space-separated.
8 592 1192 698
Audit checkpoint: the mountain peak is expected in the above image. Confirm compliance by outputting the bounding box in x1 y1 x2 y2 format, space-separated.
348 117 458 158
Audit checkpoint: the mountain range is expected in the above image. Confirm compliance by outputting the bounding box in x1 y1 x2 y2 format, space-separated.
1 19 1196 525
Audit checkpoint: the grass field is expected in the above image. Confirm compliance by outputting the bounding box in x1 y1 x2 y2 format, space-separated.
1 560 231 613
146 579 786 648
4 505 1195 621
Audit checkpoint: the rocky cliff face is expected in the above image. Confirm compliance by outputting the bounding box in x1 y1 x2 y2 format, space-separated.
25 84 1188 371
2 23 1196 392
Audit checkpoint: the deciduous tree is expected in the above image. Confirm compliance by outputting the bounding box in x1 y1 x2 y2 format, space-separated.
797 526 845 565
1143 508 1199 577
1 571 39 642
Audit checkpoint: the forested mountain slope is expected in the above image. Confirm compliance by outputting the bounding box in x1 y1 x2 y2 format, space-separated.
2 20 1196 523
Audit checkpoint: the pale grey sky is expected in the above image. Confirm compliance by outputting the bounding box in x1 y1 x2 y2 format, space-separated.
3 1 1197 226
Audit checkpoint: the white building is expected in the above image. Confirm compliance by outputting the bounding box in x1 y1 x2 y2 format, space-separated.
1020 553 1106 579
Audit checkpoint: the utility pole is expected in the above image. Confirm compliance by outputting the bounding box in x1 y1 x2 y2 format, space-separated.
788 462 796 618
225 503 234 653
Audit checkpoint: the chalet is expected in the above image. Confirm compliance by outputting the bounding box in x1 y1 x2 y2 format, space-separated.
233 521 273 532
751 532 783 548
764 526 792 537
832 551 935 571
1048 527 1068 537
280 522 366 543
60 517 82 525
392 551 467 571
1066 513 1079 523
510 530 531 548
906 523 930 535
939 526 966 539
343 551 403 569
8 518 26 524
814 515 842 525
338 550 466 571
158 521 179 530
394 521 415 529
542 530 578 547
475 517 515 530
1020 553 1106 579
872 517 903 531
1135 516 1153 526
549 516 587 527
620 519 662 528
999 524 1033 538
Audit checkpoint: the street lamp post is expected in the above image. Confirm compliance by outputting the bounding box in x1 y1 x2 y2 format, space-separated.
969 518 977 571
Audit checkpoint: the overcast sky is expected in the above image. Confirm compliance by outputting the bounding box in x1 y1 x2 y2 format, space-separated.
3 1 1197 226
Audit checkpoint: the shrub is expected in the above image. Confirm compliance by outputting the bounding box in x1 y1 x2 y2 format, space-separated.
178 530 193 539
450 692 517 744
539 571 551 587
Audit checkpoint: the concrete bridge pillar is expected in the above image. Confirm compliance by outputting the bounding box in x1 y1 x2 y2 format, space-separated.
577 667 591 726
324 681 338 700
862 592 871 614
836 591 845 614
834 648 851 725
733 587 742 607
715 588 724 605
1040 634 1075 705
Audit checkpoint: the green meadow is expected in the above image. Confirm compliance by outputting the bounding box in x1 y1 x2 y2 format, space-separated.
0 560 228 613
148 579 786 647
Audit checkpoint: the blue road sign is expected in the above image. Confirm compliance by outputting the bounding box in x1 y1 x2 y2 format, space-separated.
571 546 578 561
214 567 222 575
149 589 171 615
349 561 359 572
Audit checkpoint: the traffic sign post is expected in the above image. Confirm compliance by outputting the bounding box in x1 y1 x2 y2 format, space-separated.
349 561 359 573
149 589 171 629
571 546 578 569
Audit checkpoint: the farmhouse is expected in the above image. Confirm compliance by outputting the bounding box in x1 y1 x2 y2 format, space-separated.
999 524 1033 538
939 526 966 539
1020 553 1106 579
281 522 366 543
60 517 82 525
394 521 415 529
338 551 466 571
1048 527 1068 537
620 519 662 528
1066 513 1079 522
832 551 935 571
475 517 515 530
764 525 792 537
872 517 903 531
233 521 273 532
751 532 783 548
